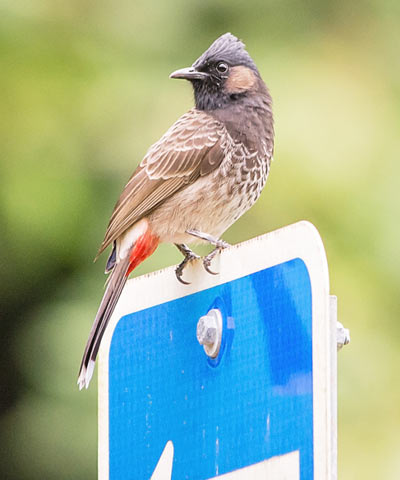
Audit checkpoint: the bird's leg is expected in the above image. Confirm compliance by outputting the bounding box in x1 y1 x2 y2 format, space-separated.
186 229 230 248
174 243 200 285
186 230 230 275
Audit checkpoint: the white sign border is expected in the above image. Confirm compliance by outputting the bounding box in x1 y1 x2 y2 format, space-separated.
98 220 333 479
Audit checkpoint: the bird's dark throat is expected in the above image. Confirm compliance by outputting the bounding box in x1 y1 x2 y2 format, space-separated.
193 80 239 111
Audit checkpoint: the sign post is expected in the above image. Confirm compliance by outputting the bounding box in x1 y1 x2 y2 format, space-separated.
98 221 336 480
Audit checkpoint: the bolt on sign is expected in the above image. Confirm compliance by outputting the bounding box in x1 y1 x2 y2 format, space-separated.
98 221 337 480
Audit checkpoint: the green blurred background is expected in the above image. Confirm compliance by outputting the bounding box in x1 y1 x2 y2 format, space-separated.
1 0 399 478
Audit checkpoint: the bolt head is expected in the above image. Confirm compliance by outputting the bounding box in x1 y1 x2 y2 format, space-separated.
337 321 350 350
197 316 217 345
196 309 223 358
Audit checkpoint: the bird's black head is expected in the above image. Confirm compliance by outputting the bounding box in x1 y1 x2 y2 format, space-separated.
170 33 264 111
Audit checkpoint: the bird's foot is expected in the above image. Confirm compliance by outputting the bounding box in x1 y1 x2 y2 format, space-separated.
175 244 200 285
185 230 230 276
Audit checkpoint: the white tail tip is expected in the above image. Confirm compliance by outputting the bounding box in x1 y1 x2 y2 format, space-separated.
77 360 96 390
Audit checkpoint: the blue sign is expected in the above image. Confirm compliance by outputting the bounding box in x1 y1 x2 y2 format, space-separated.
107 258 313 479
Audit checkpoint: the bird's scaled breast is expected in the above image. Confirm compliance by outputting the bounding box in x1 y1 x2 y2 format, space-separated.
148 136 271 245
220 133 272 209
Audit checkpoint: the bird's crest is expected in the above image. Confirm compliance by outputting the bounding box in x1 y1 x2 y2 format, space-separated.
193 33 257 72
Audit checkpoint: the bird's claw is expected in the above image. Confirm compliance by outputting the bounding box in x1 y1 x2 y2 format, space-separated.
202 246 225 275
203 257 218 275
176 268 191 285
175 248 200 285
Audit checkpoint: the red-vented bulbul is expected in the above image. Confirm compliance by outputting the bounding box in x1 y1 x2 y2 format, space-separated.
78 33 274 389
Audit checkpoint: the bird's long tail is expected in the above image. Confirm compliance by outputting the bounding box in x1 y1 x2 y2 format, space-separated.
78 230 159 389
77 257 130 389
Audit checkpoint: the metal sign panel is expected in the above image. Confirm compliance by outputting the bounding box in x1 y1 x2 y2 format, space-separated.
98 221 333 480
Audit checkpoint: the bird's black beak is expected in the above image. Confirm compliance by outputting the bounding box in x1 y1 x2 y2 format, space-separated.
169 67 209 81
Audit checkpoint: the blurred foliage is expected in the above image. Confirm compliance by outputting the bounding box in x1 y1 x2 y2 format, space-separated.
0 0 399 479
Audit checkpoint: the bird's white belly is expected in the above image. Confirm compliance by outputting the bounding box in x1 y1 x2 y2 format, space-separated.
147 171 242 244
147 163 265 245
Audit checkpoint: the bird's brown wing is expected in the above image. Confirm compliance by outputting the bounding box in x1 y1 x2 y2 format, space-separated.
96 108 227 258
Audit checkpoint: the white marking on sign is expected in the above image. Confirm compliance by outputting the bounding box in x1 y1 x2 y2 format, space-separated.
149 442 299 480
207 451 299 479
150 441 174 480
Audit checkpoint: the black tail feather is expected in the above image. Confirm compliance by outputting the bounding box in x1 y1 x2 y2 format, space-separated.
77 256 130 389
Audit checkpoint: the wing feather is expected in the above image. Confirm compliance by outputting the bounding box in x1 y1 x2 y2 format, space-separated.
96 109 226 258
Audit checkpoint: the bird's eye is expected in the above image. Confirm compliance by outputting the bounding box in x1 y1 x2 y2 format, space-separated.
216 62 229 74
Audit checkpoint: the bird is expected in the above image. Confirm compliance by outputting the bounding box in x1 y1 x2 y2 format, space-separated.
78 33 274 389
